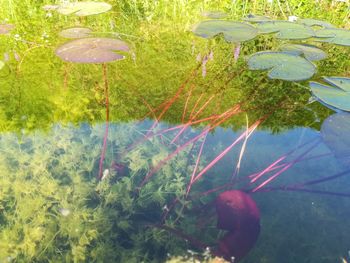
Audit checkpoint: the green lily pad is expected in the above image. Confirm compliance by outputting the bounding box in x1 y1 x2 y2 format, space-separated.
55 38 129 63
0 24 14 34
59 27 93 38
57 1 112 16
280 44 327 61
298 18 335 28
201 11 227 19
244 14 271 22
310 77 350 111
315 28 350 46
257 21 315 39
248 51 316 81
192 20 258 43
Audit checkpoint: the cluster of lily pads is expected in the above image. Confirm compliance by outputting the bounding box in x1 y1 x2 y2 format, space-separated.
192 14 350 111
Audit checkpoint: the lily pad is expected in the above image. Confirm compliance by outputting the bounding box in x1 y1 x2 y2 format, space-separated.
0 24 14 34
298 18 335 28
201 11 227 19
315 28 350 46
55 38 129 63
244 14 271 22
0 61 4 70
257 21 315 39
192 20 258 43
310 77 350 111
280 44 327 61
57 1 112 16
248 51 316 81
59 27 93 38
321 112 350 162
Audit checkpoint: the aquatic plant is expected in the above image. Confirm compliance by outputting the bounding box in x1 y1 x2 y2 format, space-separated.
192 20 258 43
310 76 350 111
247 51 316 81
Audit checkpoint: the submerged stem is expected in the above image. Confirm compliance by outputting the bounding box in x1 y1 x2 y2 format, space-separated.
98 63 109 180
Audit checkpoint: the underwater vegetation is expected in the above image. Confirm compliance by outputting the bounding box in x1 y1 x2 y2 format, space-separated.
0 0 349 262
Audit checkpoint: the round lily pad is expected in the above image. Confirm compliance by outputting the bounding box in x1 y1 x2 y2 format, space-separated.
57 1 112 16
201 11 227 19
0 24 14 34
310 77 350 111
59 27 93 38
321 112 350 162
244 14 271 22
298 18 335 29
248 51 316 81
315 28 350 46
257 21 315 39
192 20 258 43
55 38 129 63
280 44 327 61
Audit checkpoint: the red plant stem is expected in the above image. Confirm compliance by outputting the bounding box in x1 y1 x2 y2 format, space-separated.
189 93 204 119
171 95 215 144
190 119 262 186
139 105 245 187
98 63 109 180
186 131 209 197
139 125 211 187
251 139 321 192
182 84 194 122
145 64 200 135
249 137 321 181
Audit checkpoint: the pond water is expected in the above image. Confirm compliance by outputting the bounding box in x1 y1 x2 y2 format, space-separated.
0 1 349 263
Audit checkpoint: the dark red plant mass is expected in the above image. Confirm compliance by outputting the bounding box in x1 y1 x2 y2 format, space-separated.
215 190 260 262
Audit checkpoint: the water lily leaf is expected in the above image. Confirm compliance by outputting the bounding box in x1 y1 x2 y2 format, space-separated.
0 61 4 70
55 38 129 63
57 1 112 16
315 28 350 46
0 24 14 34
248 51 316 81
192 20 258 43
310 77 350 111
280 44 327 61
244 14 271 22
201 11 227 19
298 18 335 28
321 112 350 162
257 21 315 39
59 27 93 38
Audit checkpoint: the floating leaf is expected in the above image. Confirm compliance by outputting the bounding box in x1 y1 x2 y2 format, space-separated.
0 24 14 34
257 21 315 39
57 1 112 16
0 61 4 70
192 20 258 43
201 11 227 19
244 14 271 22
55 38 129 63
321 112 350 163
310 77 350 111
298 18 335 29
280 44 327 61
248 51 316 81
315 28 350 46
59 27 93 38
